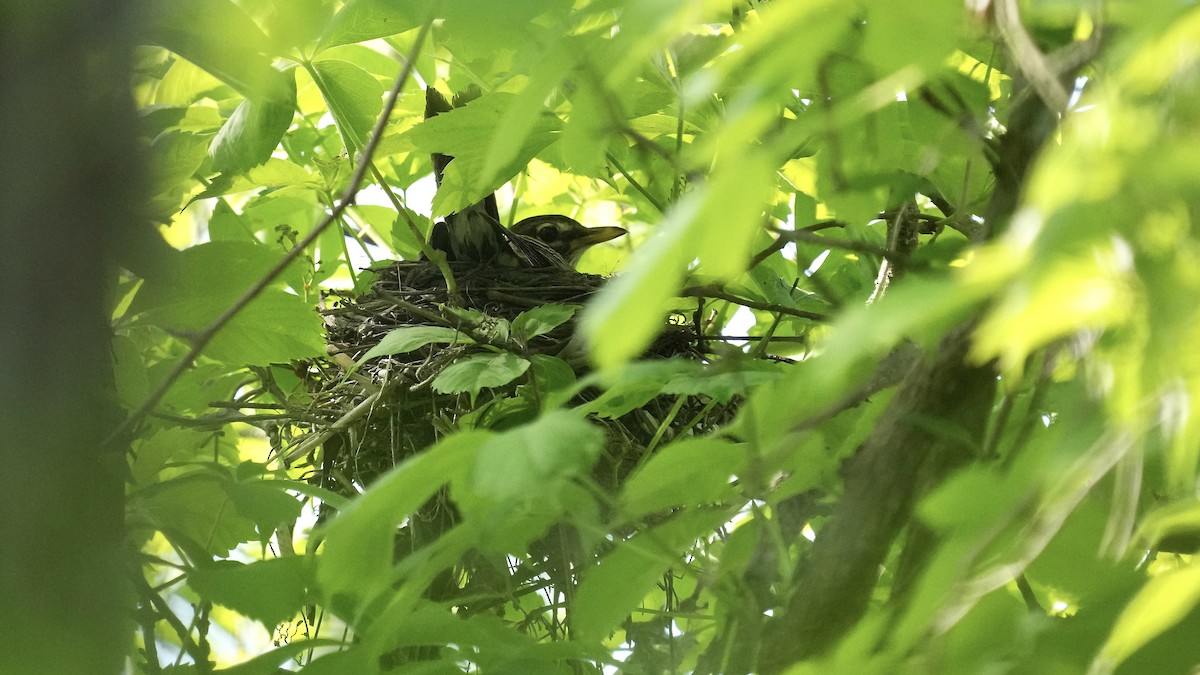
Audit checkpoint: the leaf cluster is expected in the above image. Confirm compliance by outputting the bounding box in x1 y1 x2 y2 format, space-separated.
110 1 1200 674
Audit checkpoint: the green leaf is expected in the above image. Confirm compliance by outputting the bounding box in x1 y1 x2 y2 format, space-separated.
573 360 697 418
244 158 316 190
188 557 309 628
527 354 576 398
451 414 603 553
128 428 210 486
143 0 288 101
367 599 536 653
258 0 330 54
207 199 252 241
573 508 733 641
512 304 578 342
358 326 473 363
693 149 780 280
662 360 786 402
1098 564 1200 671
131 240 296 304
140 289 324 366
861 2 960 77
432 352 531 399
111 334 149 410
403 92 562 215
819 273 991 391
210 69 297 174
481 38 575 181
309 58 384 152
155 57 226 106
288 648 376 675
224 476 303 534
128 241 325 365
971 250 1133 376
259 479 350 513
1136 500 1200 553
619 438 747 521
215 639 349 675
135 472 260 555
148 130 210 207
468 412 603 507
315 432 486 611
581 193 697 369
318 0 430 51
558 77 611 178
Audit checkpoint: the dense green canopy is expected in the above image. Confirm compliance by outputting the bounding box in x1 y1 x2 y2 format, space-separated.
6 1 1200 673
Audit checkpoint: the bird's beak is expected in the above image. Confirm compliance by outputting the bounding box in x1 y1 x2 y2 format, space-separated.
574 226 628 248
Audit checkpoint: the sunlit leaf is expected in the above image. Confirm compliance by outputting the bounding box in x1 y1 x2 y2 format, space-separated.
143 0 287 100
127 241 325 364
216 639 350 675
581 192 698 369
1135 500 1200 553
310 58 384 151
574 508 733 641
188 557 309 628
210 69 297 174
135 472 260 555
148 130 210 208
971 248 1134 375
512 304 577 342
431 352 531 399
315 432 486 611
403 92 562 215
527 354 576 398
258 0 330 53
318 0 430 51
620 438 747 520
1098 564 1200 671
358 326 473 363
469 411 602 506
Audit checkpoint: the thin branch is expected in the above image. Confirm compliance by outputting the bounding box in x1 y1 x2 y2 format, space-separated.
149 411 320 426
770 227 893 258
105 21 433 449
709 335 808 343
367 161 459 298
680 284 829 322
607 152 666 214
994 0 1069 113
375 290 506 349
748 219 848 269
279 388 385 464
134 572 205 668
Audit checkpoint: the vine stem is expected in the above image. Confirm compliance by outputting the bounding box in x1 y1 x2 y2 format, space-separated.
105 21 433 449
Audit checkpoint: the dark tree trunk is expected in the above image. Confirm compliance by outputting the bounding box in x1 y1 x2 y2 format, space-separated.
0 2 143 672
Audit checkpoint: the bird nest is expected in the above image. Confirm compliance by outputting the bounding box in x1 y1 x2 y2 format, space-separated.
293 260 732 497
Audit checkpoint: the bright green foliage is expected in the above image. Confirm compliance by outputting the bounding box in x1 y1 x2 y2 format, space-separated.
112 1 1200 674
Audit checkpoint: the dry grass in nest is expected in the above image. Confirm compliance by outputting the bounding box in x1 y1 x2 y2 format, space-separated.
289 260 732 496
266 259 748 627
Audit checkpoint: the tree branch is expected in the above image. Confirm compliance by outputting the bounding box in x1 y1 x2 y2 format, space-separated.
761 59 1068 669
680 284 830 322
106 21 432 448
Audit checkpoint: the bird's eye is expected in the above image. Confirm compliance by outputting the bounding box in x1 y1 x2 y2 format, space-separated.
537 225 559 242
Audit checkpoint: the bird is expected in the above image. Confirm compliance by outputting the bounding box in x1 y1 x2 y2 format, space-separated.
430 211 627 270
508 215 627 268
423 86 627 270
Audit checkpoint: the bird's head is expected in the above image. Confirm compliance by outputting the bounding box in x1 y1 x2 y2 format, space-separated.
510 215 628 267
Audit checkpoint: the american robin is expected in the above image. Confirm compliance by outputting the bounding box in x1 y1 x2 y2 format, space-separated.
424 87 627 270
508 215 626 268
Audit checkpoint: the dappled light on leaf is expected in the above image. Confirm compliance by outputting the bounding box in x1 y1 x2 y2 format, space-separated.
104 2 1200 673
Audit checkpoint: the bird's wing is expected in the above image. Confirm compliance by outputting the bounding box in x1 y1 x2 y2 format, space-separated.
424 86 502 261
